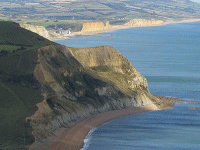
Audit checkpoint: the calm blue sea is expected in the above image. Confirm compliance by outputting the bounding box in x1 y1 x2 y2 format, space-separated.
56 22 200 150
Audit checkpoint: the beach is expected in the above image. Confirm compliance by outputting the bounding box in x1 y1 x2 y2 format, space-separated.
31 104 158 150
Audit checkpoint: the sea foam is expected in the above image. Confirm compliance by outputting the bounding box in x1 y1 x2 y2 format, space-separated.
80 128 97 150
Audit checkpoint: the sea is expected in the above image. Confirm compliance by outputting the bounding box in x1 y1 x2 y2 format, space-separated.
56 21 200 150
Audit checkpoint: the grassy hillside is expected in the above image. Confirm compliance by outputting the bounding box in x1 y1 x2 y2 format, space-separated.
0 21 56 53
0 21 57 149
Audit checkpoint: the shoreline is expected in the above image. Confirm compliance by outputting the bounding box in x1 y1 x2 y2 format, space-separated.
55 18 200 40
30 96 198 150
31 104 158 150
79 18 200 35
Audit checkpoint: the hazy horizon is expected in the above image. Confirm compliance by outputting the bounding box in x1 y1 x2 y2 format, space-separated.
191 0 200 3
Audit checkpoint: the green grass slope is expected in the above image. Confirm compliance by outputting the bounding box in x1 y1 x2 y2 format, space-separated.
0 21 57 149
0 21 56 53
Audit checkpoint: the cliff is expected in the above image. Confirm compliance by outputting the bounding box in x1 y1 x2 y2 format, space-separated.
69 46 148 91
20 23 52 40
124 19 164 27
81 21 111 33
28 45 160 148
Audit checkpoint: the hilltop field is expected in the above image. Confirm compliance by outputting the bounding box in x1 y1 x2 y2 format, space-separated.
0 0 200 32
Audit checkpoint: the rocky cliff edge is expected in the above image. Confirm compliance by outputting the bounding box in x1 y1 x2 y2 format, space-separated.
28 45 159 147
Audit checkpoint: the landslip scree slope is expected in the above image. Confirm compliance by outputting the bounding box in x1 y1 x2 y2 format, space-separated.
29 45 160 148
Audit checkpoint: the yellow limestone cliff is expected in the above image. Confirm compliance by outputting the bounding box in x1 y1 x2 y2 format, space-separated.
20 23 52 40
81 21 111 33
124 19 164 27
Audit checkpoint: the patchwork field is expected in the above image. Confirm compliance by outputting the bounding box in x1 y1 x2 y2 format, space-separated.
0 0 200 30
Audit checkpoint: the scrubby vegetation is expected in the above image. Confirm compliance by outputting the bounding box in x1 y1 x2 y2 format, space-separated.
90 65 137 97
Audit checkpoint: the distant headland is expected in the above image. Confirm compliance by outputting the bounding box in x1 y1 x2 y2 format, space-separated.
19 18 200 41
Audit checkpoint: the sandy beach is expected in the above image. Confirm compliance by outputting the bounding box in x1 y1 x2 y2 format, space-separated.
31 104 158 150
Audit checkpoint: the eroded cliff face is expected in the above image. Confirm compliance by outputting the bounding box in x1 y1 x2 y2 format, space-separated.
124 19 164 27
81 21 111 33
28 45 159 147
69 46 148 91
20 23 52 40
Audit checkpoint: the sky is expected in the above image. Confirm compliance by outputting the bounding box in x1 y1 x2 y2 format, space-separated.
191 0 200 3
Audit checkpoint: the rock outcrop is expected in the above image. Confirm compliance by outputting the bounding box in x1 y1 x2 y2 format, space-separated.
124 19 164 27
28 45 159 147
81 21 111 33
20 23 52 40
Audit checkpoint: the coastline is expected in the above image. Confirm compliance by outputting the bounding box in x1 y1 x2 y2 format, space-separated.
163 18 200 25
30 95 198 150
57 18 200 40
31 104 158 150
